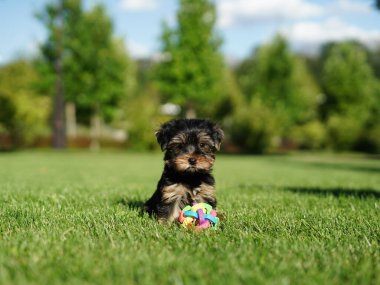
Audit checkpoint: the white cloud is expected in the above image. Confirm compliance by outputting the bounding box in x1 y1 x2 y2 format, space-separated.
120 0 156 11
282 18 380 51
331 0 372 14
127 40 152 58
217 0 324 28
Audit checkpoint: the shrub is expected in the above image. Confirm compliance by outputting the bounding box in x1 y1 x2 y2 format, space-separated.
356 119 380 153
229 98 280 153
0 60 50 149
365 123 380 153
326 115 362 150
125 87 163 150
289 121 326 150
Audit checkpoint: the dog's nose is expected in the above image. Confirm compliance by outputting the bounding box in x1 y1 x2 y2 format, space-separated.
188 157 197 165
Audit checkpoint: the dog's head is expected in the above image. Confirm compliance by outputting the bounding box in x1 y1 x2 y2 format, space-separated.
156 119 224 173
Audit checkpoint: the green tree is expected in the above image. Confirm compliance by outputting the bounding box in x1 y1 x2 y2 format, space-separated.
211 67 244 121
229 98 280 153
237 35 319 127
155 0 224 118
0 60 50 149
65 6 130 122
254 35 318 128
38 0 131 148
368 47 380 79
37 0 68 148
232 35 320 152
360 93 380 153
321 42 377 150
124 85 162 150
66 5 131 149
235 48 258 101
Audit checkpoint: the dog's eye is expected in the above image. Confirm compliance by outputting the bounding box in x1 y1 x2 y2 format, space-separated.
175 143 183 149
169 143 183 150
199 143 210 151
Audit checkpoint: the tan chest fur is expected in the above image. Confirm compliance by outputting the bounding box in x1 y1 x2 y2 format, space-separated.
161 183 215 222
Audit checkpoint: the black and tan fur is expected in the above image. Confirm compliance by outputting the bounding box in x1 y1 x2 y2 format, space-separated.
144 119 224 223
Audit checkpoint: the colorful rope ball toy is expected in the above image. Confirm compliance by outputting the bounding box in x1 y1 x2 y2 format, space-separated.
178 202 219 230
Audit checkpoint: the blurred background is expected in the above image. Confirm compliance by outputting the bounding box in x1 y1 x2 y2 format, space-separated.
0 0 379 153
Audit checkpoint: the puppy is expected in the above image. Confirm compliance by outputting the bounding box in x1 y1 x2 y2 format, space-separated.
145 119 224 223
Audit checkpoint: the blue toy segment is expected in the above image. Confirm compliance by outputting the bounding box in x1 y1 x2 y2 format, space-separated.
204 214 218 224
184 211 198 219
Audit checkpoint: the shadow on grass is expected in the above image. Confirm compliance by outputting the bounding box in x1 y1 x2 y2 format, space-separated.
116 198 146 212
287 160 380 173
284 186 380 199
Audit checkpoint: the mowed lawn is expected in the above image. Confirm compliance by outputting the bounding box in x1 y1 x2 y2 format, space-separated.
0 152 379 285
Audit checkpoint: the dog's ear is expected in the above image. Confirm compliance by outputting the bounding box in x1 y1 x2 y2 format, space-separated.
212 125 224 151
155 125 169 151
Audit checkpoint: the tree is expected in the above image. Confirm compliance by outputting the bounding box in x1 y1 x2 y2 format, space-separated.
235 35 319 127
235 48 258 101
229 98 280 153
64 6 130 120
38 0 67 148
321 42 377 149
38 0 131 149
255 35 318 127
231 35 321 152
124 85 162 150
211 67 244 121
368 47 380 79
65 5 131 149
155 0 224 118
0 60 50 149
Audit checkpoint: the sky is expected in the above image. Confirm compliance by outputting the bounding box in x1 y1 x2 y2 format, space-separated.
0 0 379 65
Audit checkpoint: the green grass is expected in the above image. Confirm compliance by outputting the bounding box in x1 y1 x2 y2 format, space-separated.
0 151 379 285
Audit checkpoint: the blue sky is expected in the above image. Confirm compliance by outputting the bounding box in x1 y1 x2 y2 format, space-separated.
0 0 379 65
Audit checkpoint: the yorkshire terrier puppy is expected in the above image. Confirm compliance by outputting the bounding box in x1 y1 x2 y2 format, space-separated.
145 119 224 223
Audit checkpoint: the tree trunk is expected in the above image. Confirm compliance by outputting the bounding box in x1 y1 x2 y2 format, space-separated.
185 105 197 119
52 79 65 148
52 0 66 149
90 113 101 151
65 102 77 137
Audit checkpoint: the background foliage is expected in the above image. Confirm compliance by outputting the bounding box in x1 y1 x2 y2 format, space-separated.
0 0 379 153
155 0 224 118
0 60 50 149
